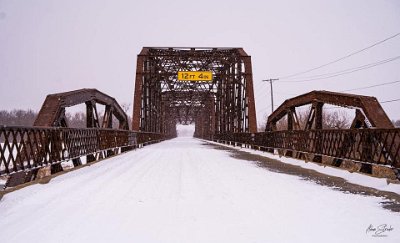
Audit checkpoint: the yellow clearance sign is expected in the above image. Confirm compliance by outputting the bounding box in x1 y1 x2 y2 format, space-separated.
177 71 213 81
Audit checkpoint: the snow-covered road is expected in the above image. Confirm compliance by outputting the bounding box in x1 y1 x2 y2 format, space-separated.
1 135 399 242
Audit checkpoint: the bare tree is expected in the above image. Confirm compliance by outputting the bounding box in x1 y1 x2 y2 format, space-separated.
120 103 132 130
323 110 350 129
65 112 86 128
121 103 131 114
0 109 37 126
263 108 351 131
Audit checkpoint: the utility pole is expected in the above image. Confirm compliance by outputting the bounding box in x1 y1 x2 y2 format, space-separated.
262 79 279 113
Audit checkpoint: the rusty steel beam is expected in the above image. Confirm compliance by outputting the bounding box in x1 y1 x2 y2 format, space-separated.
132 48 150 131
237 48 257 133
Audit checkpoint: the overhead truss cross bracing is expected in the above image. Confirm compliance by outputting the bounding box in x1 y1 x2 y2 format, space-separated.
132 47 257 139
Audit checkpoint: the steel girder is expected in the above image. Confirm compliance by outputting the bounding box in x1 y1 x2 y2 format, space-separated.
132 47 257 138
265 90 394 131
34 88 129 130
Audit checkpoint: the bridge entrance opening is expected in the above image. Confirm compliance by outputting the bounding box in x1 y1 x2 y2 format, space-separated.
176 124 195 138
132 47 257 139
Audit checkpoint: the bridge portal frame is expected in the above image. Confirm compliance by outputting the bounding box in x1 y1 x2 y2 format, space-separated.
132 47 257 138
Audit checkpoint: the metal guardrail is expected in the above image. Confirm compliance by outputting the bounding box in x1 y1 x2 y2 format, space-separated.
0 125 166 176
214 129 400 170
2 125 399 184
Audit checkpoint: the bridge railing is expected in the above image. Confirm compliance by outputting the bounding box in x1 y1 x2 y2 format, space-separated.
0 125 166 176
214 128 400 169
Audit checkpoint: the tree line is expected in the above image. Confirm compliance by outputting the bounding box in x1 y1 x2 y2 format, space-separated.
0 109 132 128
0 109 399 128
0 109 37 126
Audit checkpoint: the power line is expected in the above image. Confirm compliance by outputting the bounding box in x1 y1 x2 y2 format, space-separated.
281 56 399 81
278 55 400 83
340 80 400 92
254 81 268 92
381 98 400 104
274 91 299 96
278 32 400 79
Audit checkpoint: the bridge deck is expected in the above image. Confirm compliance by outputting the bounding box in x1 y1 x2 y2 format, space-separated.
0 136 399 242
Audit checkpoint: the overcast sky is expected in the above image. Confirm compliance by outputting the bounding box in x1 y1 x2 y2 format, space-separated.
0 0 399 125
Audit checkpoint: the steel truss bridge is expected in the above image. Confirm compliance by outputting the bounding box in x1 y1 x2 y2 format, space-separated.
1 47 399 187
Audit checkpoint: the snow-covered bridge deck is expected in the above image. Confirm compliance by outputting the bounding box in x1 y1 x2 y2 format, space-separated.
1 130 400 242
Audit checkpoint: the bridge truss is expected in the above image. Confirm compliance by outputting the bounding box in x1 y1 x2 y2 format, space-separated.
216 90 400 178
1 47 400 188
132 47 257 139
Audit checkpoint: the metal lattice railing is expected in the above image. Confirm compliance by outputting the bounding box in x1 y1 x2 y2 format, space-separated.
0 126 165 176
214 129 400 169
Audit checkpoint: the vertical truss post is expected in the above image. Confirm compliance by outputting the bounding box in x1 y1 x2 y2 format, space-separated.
313 102 324 162
102 105 113 129
239 49 257 133
86 101 97 162
133 48 149 131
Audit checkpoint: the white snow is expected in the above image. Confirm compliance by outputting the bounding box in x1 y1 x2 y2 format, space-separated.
211 141 400 194
0 136 399 242
0 143 13 171
176 124 195 137
0 178 6 188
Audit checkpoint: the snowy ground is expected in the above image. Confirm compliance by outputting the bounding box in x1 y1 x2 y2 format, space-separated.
0 126 399 242
210 141 400 194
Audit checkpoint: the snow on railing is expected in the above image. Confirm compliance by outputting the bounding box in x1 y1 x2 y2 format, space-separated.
0 125 166 176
